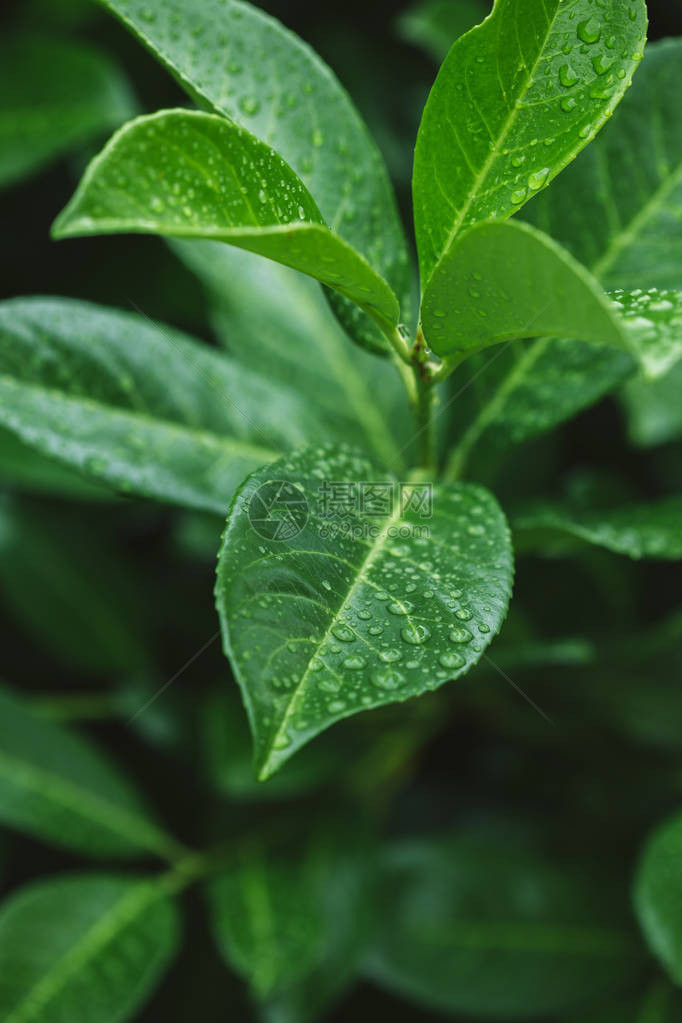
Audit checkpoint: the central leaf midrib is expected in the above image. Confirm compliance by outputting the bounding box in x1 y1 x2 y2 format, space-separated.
432 0 564 275
6 882 163 1023
264 483 407 764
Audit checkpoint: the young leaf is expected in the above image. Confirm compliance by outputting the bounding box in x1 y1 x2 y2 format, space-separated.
513 495 682 560
94 0 411 351
0 873 179 1022
53 110 400 345
365 832 645 1017
0 687 181 859
422 220 627 357
397 0 490 62
171 240 411 470
525 39 682 293
634 808 682 984
215 445 513 779
413 0 647 284
0 497 150 673
207 823 371 1020
0 35 134 190
0 297 320 513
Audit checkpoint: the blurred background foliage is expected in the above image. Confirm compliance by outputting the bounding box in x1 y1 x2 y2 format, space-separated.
1 0 682 1020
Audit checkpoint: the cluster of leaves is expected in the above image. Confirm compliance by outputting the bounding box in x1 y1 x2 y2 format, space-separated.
1 0 682 1019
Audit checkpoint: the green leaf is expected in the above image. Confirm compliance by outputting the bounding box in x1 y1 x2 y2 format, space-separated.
54 110 400 347
365 831 645 1017
422 220 628 357
635 809 682 985
526 39 682 294
215 444 513 779
0 296 321 513
91 0 411 350
444 339 633 480
611 289 682 380
207 822 371 1021
413 0 647 284
0 687 182 860
513 495 682 560
0 429 114 500
171 240 411 469
0 873 179 1022
397 0 490 62
0 497 150 673
0 34 134 189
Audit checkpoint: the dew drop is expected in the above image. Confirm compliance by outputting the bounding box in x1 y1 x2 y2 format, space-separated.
239 96 260 115
343 655 366 670
439 651 466 670
511 187 527 204
559 63 579 88
528 167 550 191
455 608 473 621
387 600 414 615
331 623 355 643
577 17 601 44
373 667 405 691
379 648 402 663
401 623 432 646
561 96 578 112
450 627 473 644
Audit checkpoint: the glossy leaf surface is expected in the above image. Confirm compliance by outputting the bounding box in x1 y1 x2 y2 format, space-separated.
95 0 411 349
0 297 313 513
413 0 647 283
216 445 513 778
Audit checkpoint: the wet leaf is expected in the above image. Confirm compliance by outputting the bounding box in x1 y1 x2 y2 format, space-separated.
54 111 400 346
413 0 647 284
215 444 513 778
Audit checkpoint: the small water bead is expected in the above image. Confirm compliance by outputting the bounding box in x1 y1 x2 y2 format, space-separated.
450 627 473 644
328 700 346 714
373 667 405 691
561 96 578 112
439 651 466 670
511 187 527 204
478 624 491 634
577 17 601 44
528 167 550 191
401 623 432 646
379 648 402 663
368 624 384 636
357 608 372 621
511 154 525 168
387 600 414 615
321 580 332 591
258 189 267 204
239 96 260 115
343 655 366 670
455 608 473 621
331 623 355 643
559 63 579 88
592 54 613 76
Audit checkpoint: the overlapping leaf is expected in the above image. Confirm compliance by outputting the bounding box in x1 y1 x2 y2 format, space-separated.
514 495 682 560
171 240 411 469
216 444 513 778
0 874 179 1022
413 0 647 284
54 111 400 346
0 35 134 189
93 0 412 350
0 297 320 513
0 688 180 859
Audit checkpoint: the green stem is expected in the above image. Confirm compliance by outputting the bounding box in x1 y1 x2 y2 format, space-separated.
413 366 437 473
